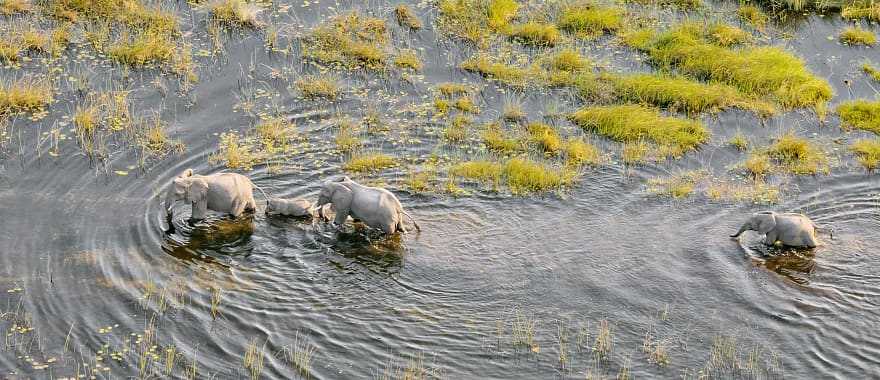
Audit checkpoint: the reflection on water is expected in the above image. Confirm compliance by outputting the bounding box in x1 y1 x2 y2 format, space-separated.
162 215 255 263
747 245 818 286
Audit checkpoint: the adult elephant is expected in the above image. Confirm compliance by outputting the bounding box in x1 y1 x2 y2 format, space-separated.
164 169 267 229
730 211 830 248
316 177 420 234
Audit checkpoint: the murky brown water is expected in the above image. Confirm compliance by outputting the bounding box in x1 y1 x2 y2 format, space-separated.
0 1 879 378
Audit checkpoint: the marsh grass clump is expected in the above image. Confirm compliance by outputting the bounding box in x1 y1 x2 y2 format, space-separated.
545 48 590 72
482 123 523 153
450 160 504 187
108 32 175 65
48 0 177 34
209 0 263 28
335 118 361 152
737 5 768 29
729 131 749 151
706 180 781 204
765 133 829 175
437 0 514 44
502 97 527 122
621 141 649 164
488 0 519 30
558 3 623 39
434 98 451 115
837 100 880 134
744 152 772 178
453 97 478 113
296 75 340 99
210 132 256 169
507 22 561 46
394 4 422 29
525 122 562 154
504 158 577 194
564 138 601 166
629 22 832 116
243 338 266 380
600 73 773 115
648 170 706 198
842 1 880 21
460 54 537 87
840 27 876 46
394 49 422 70
706 23 751 47
0 0 30 15
304 12 389 69
344 152 396 173
445 115 471 141
437 82 471 97
0 77 52 115
863 63 880 82
850 138 880 170
0 39 23 62
569 104 708 156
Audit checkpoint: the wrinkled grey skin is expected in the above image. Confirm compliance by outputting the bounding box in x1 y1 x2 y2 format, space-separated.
266 198 314 217
730 211 830 248
315 177 420 234
164 169 258 225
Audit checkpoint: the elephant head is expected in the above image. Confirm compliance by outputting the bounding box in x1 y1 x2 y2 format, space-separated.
316 177 353 225
165 169 209 219
731 211 777 238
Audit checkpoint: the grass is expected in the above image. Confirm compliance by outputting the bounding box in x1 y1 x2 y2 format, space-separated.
569 104 708 156
840 27 876 46
450 160 504 186
842 1 880 21
437 82 470 96
0 77 52 115
210 132 256 170
48 0 177 34
837 99 880 134
507 22 560 46
730 132 749 151
863 63 880 82
438 0 510 44
304 11 388 69
108 33 175 65
706 180 781 204
564 138 601 166
488 0 519 30
344 153 396 172
453 97 478 113
502 97 526 122
394 50 422 70
543 48 590 72
737 5 768 29
243 338 266 380
744 152 772 178
460 54 537 87
593 320 614 360
0 39 22 62
482 123 523 153
296 75 340 99
0 0 30 15
850 138 880 170
558 3 623 39
621 141 649 164
526 122 562 154
283 332 317 378
506 158 576 193
648 171 705 198
434 98 451 114
765 132 828 175
629 22 833 117
598 73 774 115
394 4 422 29
335 118 361 152
210 0 262 28
706 23 750 47
445 115 471 141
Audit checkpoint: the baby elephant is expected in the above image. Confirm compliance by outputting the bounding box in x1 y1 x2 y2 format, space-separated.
316 176 420 234
730 211 830 248
266 198 314 217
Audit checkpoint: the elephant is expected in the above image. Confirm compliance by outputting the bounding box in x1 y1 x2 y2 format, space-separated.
315 177 420 234
164 169 267 228
266 197 335 221
730 211 831 248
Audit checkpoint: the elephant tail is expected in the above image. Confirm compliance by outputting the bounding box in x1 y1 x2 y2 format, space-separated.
401 210 421 232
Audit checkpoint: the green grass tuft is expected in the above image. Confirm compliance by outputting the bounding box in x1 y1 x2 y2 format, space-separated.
0 77 52 115
558 3 623 39
394 4 422 29
344 153 396 172
445 115 471 142
706 23 750 47
842 2 880 21
737 5 768 29
850 138 880 170
488 0 520 30
507 22 561 46
840 27 876 46
765 132 828 175
482 123 523 153
525 122 562 154
394 49 422 70
107 33 175 65
304 12 388 69
863 63 880 82
837 100 880 134
210 0 263 27
564 138 601 166
569 104 709 156
460 54 535 87
504 158 576 194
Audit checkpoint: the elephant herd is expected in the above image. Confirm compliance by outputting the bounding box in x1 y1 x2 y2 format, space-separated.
163 169 830 250
164 169 419 235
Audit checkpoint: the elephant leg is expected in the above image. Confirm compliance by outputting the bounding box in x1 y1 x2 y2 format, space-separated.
230 200 248 218
191 200 208 221
763 231 778 246
333 209 349 227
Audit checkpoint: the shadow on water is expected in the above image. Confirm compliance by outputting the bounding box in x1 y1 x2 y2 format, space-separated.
162 214 256 264
743 242 818 286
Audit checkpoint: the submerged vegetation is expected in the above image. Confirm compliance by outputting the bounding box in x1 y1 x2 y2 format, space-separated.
303 11 390 69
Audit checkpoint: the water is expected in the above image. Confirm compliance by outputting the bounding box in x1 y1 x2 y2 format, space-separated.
0 1 879 378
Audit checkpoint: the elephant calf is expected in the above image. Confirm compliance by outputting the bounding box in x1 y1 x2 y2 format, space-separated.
266 198 314 217
731 211 830 248
316 176 420 234
165 169 266 226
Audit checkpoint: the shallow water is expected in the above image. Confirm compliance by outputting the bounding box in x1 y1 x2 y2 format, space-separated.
0 1 879 378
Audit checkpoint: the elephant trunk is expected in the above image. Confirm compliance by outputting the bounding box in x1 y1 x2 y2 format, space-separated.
730 223 749 238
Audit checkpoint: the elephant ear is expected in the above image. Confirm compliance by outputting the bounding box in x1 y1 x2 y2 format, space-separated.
185 178 209 203
754 212 777 234
329 182 353 224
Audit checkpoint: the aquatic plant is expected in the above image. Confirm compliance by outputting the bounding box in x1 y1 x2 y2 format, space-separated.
706 23 750 47
525 122 562 154
460 54 535 87
344 153 396 173
482 123 523 153
737 5 768 29
210 132 256 170
621 141 649 164
850 138 880 170
450 160 504 185
563 138 601 166
437 82 471 97
863 63 880 82
840 27 876 46
394 4 422 29
502 96 527 122
335 118 361 152
569 104 709 156
544 48 590 72
295 75 340 99
210 0 263 28
507 22 560 46
0 0 30 15
842 1 880 21
837 99 880 134
445 115 471 141
558 3 623 39
394 49 422 70
108 33 175 65
488 0 519 30
0 77 52 115
729 132 749 151
765 132 828 175
47 0 177 34
434 98 451 115
303 12 389 69
627 22 832 117
242 338 266 380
